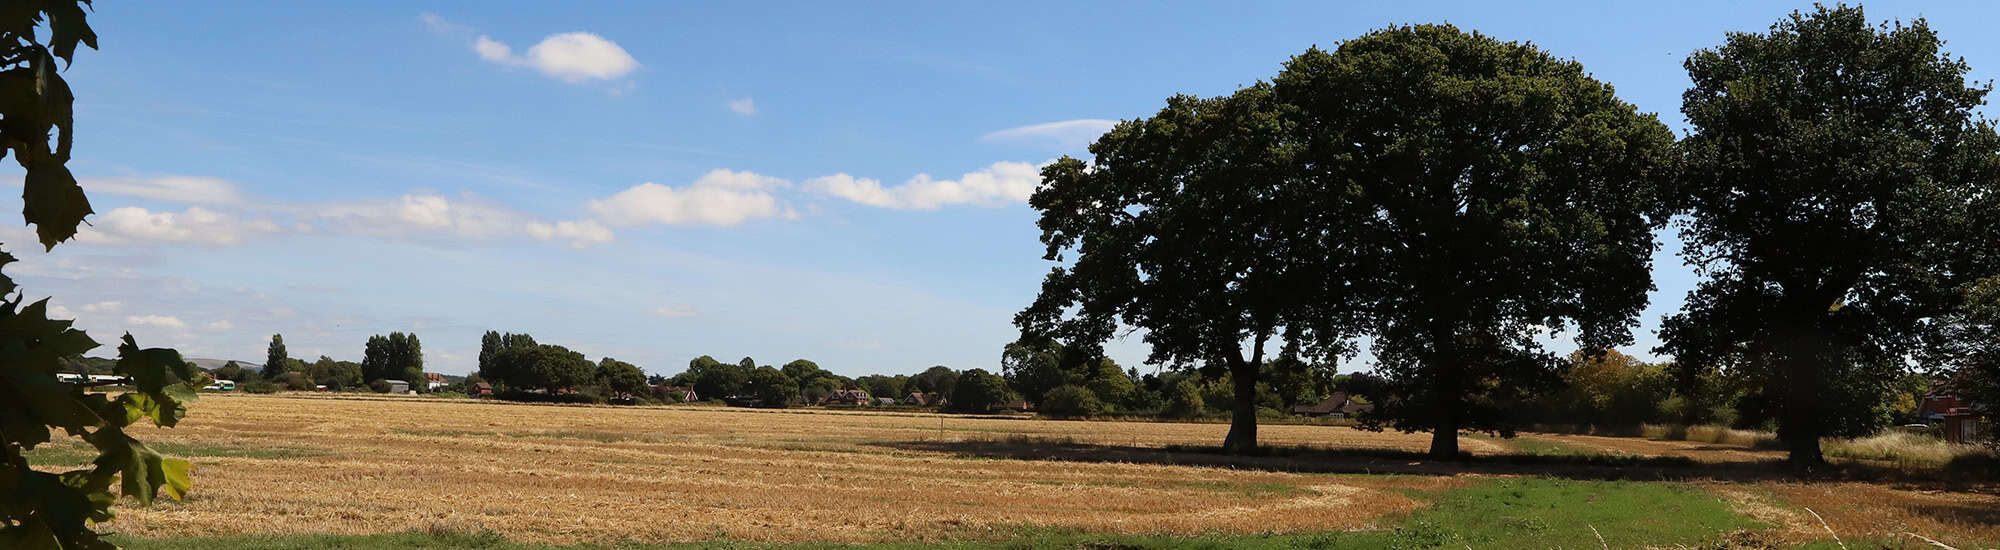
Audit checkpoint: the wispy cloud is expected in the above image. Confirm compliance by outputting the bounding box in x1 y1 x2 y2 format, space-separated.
728 98 757 115
981 119 1117 150
650 305 697 318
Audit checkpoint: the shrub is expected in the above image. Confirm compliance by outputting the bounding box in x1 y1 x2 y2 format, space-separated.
1039 385 1106 418
239 378 278 394
1163 380 1205 418
369 379 392 393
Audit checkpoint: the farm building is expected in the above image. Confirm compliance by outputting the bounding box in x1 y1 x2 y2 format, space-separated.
381 379 411 394
876 397 898 406
472 382 494 397
1919 380 1988 444
1292 392 1373 418
823 389 872 406
903 392 945 406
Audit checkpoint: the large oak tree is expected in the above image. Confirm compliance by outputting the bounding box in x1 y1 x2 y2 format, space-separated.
1018 83 1358 453
1661 6 2000 464
1276 25 1676 458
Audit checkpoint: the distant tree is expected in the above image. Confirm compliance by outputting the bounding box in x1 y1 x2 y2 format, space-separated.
1017 81 1360 454
857 374 907 401
1660 6 2000 464
1039 385 1107 418
307 356 363 391
1001 338 1072 405
1263 349 1335 410
1162 379 1206 418
746 366 797 408
909 366 960 397
645 373 668 386
683 355 747 400
479 331 503 375
264 333 289 379
598 357 649 398
781 359 843 403
488 344 593 393
1083 358 1137 410
362 334 388 381
1275 25 1675 458
212 362 245 382
949 369 1013 412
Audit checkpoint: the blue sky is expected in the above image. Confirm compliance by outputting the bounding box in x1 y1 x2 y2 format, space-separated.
9 1 1998 377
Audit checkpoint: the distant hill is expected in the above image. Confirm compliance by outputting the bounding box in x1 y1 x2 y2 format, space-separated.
187 358 259 371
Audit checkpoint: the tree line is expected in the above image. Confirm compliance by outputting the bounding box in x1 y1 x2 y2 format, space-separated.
1014 5 2000 465
207 332 429 394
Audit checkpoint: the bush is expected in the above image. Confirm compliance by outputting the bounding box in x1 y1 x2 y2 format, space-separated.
239 378 278 394
369 379 392 393
1039 385 1106 418
276 372 313 391
1163 380 1205 418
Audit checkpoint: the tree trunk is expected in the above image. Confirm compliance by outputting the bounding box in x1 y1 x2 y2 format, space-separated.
1222 362 1258 454
1781 347 1824 466
1222 331 1269 455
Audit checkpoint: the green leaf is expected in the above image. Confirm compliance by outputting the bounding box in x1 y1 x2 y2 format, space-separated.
85 427 190 505
0 364 104 437
115 334 190 396
21 156 90 251
115 392 186 428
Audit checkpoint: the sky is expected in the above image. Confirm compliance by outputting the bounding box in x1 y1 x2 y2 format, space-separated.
8 1 1999 378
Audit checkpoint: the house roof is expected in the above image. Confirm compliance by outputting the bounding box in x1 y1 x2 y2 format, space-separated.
1292 393 1351 415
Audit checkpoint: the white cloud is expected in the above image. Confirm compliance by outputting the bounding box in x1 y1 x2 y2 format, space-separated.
807 161 1042 210
526 219 614 248
48 305 75 319
418 12 466 34
728 98 757 115
649 305 697 318
81 301 121 313
126 315 187 330
981 119 1118 150
80 206 280 246
82 175 246 205
313 193 529 240
588 169 788 226
203 320 235 331
474 32 639 83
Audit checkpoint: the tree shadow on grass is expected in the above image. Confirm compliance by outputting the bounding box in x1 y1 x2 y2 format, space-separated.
867 436 1996 490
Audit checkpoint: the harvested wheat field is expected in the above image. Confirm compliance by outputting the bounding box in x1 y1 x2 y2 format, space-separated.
31 394 2000 548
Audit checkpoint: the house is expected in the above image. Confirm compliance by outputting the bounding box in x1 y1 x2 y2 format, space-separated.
876 397 899 406
1293 392 1373 418
655 385 697 402
904 392 946 407
425 372 449 391
472 382 494 397
380 379 411 394
823 388 872 406
1920 380 1987 444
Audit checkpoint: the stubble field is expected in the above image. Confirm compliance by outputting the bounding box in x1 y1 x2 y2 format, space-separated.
28 394 2000 548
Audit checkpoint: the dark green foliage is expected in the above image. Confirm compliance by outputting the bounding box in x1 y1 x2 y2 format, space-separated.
305 357 362 391
361 332 423 389
1661 5 2000 464
948 368 1013 412
1037 385 1106 418
856 374 907 402
680 355 747 401
1162 379 1206 419
476 332 537 390
262 334 288 379
908 366 959 397
745 366 797 408
596 358 649 398
1018 80 1357 453
486 344 593 393
1275 25 1675 458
